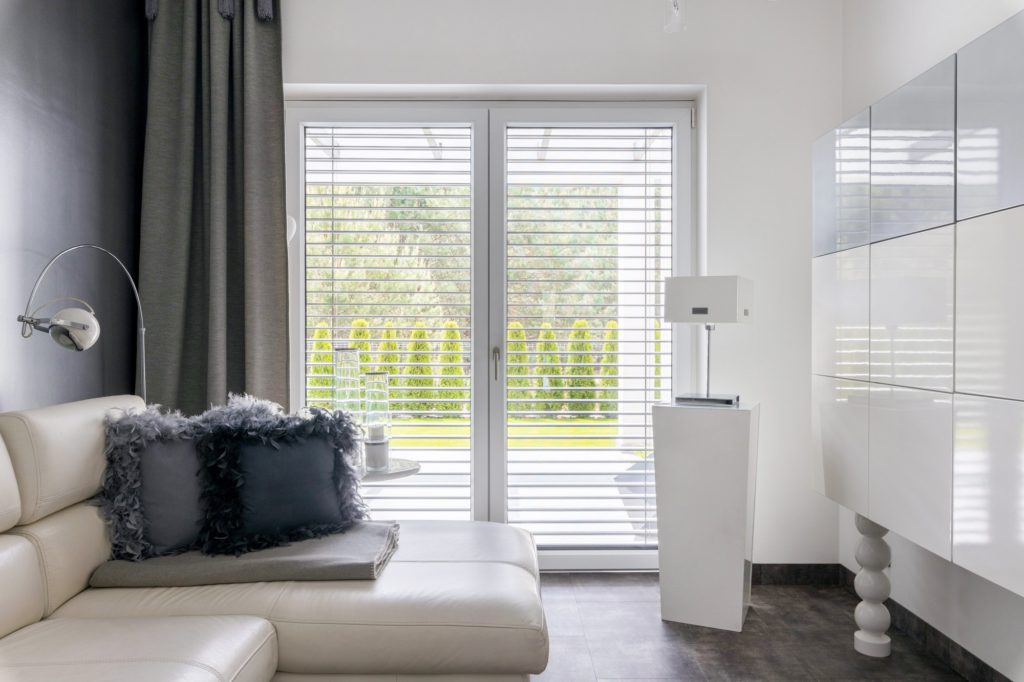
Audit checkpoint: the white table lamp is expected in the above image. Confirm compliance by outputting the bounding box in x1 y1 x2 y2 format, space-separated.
665 275 753 406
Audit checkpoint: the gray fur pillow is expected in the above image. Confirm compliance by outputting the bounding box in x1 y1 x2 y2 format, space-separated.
195 394 366 556
97 406 202 561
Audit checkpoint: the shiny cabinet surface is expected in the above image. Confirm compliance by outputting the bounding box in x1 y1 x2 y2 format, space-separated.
812 110 871 256
957 10 1024 220
953 395 1024 597
810 9 1024 599
870 225 954 392
869 385 953 560
810 375 870 515
956 206 1024 401
871 56 956 242
812 246 869 380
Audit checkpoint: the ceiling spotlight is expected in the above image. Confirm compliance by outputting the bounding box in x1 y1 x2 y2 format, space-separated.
664 0 684 33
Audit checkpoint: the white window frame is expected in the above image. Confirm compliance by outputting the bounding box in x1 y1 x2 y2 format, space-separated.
285 98 697 570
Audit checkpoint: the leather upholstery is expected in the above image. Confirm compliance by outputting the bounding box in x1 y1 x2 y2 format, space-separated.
0 395 548 679
55 560 548 675
272 671 528 675
0 395 144 524
0 535 45 639
9 503 111 615
0 615 276 682
392 520 539 579
269 562 546 674
0 437 21 532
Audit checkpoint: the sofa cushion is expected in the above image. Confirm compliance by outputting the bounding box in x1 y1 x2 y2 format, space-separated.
0 437 21 532
98 405 202 560
196 397 364 555
0 615 276 682
0 535 45 638
392 521 539 579
9 503 111 616
54 562 547 675
272 671 528 675
0 395 145 524
52 522 549 676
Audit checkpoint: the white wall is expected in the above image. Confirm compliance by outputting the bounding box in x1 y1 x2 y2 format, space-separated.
842 0 1024 118
282 0 844 563
842 2 1024 678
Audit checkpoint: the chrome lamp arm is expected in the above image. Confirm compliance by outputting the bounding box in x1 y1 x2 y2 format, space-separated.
17 244 147 403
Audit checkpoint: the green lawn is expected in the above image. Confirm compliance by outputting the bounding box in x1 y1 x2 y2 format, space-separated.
391 416 621 449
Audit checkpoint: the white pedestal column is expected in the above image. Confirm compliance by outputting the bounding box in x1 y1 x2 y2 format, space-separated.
854 513 892 657
653 403 760 632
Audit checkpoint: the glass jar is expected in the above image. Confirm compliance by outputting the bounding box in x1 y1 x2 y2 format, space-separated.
334 346 364 476
333 345 361 417
363 371 391 472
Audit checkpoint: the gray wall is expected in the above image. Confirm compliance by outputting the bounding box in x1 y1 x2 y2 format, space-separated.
0 0 146 411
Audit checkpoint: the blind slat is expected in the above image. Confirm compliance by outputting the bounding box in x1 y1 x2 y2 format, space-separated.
503 125 672 549
305 124 475 522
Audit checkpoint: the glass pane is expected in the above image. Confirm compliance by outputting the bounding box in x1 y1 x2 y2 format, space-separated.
304 125 473 521
504 126 673 548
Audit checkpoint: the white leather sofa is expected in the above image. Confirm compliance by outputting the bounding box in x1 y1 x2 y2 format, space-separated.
0 395 549 681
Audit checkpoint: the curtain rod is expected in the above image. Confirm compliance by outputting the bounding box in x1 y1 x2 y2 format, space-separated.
145 0 275 21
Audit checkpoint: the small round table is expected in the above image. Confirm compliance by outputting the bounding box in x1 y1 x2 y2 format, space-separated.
361 458 420 483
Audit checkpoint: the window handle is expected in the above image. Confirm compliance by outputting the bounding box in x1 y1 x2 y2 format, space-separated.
492 346 501 381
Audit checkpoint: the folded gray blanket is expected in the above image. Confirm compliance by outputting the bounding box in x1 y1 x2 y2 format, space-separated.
89 521 399 588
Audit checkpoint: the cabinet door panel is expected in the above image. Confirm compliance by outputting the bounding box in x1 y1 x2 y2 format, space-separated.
812 247 869 379
870 226 954 391
957 10 1024 220
811 375 870 515
871 56 955 241
813 110 871 256
956 206 1024 400
869 385 953 559
954 395 1024 597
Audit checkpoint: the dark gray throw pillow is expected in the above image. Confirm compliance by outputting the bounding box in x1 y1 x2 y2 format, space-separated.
238 438 340 538
139 438 203 554
97 407 201 561
196 395 366 556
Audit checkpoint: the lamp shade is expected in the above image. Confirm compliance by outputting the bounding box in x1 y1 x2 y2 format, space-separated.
48 306 101 351
664 276 753 324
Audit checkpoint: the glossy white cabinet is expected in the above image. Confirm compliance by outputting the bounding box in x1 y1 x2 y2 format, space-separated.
953 395 1024 597
869 385 953 559
811 10 1024 601
956 206 1024 401
871 56 956 242
870 225 954 391
812 246 869 380
811 375 870 515
813 110 871 256
957 10 1024 220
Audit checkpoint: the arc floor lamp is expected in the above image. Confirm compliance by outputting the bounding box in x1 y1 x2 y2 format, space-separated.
16 244 146 402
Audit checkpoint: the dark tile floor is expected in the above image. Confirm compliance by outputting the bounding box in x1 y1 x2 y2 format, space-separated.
536 573 963 681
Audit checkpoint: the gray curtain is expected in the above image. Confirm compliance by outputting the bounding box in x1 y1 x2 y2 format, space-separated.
139 0 289 414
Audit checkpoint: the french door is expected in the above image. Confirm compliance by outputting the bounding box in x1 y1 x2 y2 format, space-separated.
286 102 693 568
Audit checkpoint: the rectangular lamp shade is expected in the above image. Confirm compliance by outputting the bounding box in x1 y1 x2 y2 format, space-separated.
664 276 753 324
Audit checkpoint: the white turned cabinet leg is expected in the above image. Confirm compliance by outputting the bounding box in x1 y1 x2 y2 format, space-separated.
853 514 892 657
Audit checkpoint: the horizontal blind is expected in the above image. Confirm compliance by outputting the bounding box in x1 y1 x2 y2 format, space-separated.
304 125 473 521
504 127 673 548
